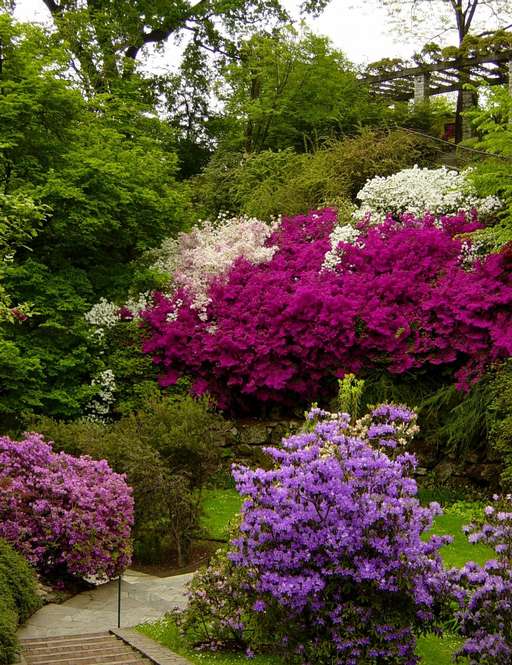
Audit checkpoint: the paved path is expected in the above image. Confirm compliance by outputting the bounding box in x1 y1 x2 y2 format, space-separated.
17 569 194 640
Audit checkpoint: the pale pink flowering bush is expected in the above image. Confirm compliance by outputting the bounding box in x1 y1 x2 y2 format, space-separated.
0 433 134 580
151 214 277 314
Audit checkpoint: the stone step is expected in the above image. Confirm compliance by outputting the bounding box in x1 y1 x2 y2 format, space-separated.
23 645 128 658
20 632 111 645
20 633 151 665
22 638 120 653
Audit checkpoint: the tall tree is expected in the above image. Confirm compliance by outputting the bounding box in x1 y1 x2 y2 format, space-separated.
217 27 381 154
380 1 512 44
0 15 189 422
2 0 329 93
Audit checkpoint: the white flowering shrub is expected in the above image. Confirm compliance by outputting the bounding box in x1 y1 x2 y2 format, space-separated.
355 166 501 222
88 369 116 419
84 292 152 338
84 298 119 332
150 214 278 312
323 224 362 270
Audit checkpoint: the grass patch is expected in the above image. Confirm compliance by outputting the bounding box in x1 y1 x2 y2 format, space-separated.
137 616 464 664
137 618 282 664
417 634 466 664
199 489 242 540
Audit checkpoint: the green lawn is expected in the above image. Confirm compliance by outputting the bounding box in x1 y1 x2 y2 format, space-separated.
199 489 242 540
138 489 495 664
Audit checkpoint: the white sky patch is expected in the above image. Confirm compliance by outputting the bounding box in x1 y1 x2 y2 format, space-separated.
13 0 419 66
12 0 505 73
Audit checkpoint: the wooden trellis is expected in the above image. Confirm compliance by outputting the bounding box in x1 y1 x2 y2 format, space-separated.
362 49 512 142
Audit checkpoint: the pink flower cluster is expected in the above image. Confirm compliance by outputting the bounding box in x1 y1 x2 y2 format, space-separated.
143 209 512 412
0 433 134 579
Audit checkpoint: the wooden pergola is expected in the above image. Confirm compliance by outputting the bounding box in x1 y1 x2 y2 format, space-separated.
362 49 512 142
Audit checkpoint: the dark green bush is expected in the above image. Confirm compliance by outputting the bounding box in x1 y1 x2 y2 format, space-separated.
191 129 438 219
489 360 512 488
0 539 40 664
34 394 227 564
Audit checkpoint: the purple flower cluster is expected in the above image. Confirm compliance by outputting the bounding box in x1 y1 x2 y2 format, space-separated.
226 408 450 663
448 495 512 664
0 433 134 579
142 209 512 412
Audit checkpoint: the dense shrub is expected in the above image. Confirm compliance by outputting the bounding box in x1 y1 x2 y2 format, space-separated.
179 405 450 663
0 434 133 579
34 395 226 564
0 539 40 664
489 360 512 487
143 209 512 413
191 129 437 219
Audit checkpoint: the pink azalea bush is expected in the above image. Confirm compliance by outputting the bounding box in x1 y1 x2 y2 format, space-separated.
179 405 451 664
0 433 134 579
142 209 512 412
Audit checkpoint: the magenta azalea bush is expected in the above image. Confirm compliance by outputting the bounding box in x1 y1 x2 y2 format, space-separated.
142 209 512 411
181 405 451 664
0 433 134 579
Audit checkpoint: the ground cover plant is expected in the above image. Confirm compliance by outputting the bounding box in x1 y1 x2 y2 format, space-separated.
0 433 134 579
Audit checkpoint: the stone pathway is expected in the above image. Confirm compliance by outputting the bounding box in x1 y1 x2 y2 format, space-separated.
17 569 193 640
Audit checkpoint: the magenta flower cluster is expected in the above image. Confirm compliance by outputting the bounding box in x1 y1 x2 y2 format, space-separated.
448 495 512 664
227 407 450 664
0 433 134 579
142 209 512 411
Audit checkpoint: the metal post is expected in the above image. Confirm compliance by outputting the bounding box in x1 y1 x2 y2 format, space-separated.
117 575 122 628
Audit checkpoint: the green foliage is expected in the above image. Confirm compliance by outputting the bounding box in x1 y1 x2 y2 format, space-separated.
0 16 189 423
336 373 365 420
97 321 162 418
488 360 512 488
218 26 383 154
192 129 437 219
0 192 46 322
467 86 512 247
33 394 228 564
0 539 40 664
13 0 328 94
114 395 229 489
361 370 493 458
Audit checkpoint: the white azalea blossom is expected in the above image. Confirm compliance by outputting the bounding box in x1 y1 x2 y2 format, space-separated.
323 224 361 271
150 214 278 312
88 369 116 420
84 298 119 330
354 166 501 222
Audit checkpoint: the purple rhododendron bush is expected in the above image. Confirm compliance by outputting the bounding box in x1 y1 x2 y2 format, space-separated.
0 433 134 580
447 495 512 664
142 209 512 412
177 405 453 664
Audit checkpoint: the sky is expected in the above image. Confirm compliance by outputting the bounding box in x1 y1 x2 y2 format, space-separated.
12 0 418 66
11 0 509 69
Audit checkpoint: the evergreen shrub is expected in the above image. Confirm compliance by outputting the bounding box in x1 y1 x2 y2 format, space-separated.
0 539 40 664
